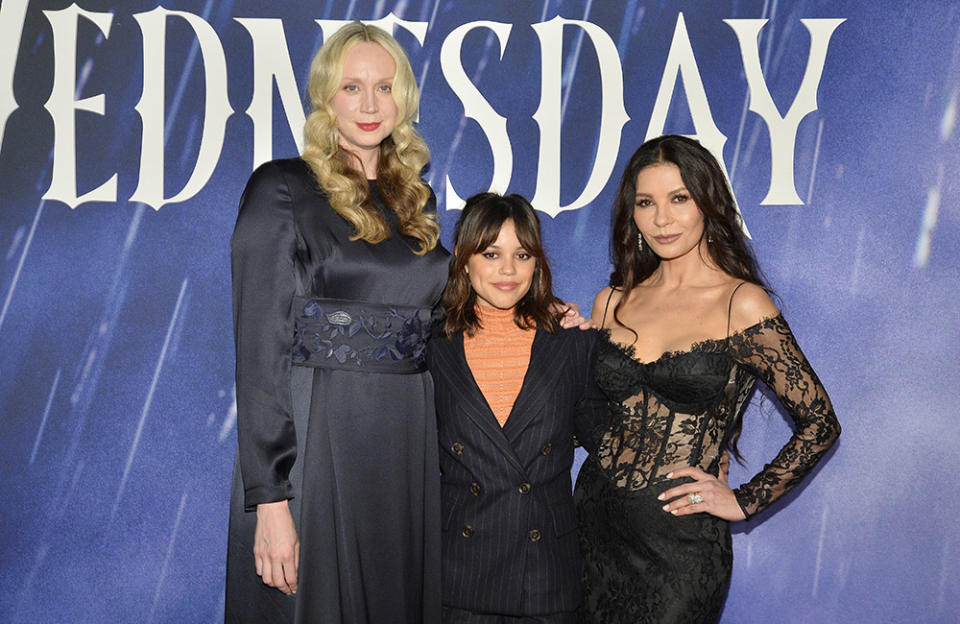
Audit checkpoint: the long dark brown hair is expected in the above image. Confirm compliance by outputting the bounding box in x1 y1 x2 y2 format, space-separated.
609 135 769 325
440 193 562 337
608 135 770 457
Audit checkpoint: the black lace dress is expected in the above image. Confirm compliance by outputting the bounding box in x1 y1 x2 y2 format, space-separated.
574 314 840 624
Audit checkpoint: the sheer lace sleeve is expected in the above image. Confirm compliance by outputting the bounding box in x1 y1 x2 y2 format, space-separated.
727 315 840 518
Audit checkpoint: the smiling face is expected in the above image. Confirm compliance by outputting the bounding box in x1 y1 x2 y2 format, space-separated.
329 41 398 173
633 162 706 261
466 219 536 311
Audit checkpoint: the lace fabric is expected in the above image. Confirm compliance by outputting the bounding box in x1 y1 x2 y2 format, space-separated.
593 313 840 518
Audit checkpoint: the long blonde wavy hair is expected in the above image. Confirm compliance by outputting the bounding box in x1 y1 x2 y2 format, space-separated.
302 22 439 255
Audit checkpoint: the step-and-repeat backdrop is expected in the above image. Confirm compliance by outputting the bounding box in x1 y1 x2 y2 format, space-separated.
1 1 957 622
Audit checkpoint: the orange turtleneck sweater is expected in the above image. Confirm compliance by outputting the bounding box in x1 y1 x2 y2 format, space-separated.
463 305 535 427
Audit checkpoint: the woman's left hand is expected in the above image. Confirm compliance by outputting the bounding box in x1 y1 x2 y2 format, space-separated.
555 302 595 330
658 466 747 522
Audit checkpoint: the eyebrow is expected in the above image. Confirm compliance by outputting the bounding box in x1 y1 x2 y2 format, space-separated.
636 186 687 197
482 243 529 251
340 74 393 81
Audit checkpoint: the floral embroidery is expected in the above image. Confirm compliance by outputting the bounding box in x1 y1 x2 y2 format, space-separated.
293 299 432 369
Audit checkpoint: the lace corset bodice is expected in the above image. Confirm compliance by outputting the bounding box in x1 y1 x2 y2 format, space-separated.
593 314 840 518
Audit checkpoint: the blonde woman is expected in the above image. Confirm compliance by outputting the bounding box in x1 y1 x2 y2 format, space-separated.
226 23 447 623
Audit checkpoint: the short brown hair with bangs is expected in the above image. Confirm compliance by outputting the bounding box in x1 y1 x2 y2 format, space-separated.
440 193 562 337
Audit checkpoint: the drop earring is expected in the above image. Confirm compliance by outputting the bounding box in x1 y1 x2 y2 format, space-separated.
637 232 644 251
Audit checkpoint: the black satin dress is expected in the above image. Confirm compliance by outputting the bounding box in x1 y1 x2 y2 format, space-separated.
575 314 840 623
225 158 448 623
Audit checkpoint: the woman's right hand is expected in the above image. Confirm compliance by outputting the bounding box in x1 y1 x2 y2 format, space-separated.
254 500 300 595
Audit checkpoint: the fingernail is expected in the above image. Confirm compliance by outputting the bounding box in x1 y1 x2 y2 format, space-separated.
657 494 664 501
666 472 673 479
661 504 669 511
671 509 678 515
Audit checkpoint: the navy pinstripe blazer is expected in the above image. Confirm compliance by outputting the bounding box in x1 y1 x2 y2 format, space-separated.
426 326 607 616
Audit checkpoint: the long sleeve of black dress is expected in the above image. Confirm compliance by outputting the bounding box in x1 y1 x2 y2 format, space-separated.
231 161 299 511
728 314 841 518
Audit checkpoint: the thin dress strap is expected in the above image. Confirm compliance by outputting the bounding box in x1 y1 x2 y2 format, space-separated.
600 288 617 328
726 281 748 337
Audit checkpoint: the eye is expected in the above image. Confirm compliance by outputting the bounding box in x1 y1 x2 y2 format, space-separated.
481 251 498 259
672 193 690 203
378 84 392 93
635 198 653 208
343 84 358 93
516 252 533 261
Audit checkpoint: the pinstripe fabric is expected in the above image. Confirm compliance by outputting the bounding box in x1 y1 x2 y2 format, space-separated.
426 327 607 616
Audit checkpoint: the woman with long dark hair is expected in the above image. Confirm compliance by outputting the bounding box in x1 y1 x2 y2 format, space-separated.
428 193 606 623
575 135 840 622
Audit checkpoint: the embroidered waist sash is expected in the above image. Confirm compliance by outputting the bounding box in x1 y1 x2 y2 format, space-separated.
292 297 433 373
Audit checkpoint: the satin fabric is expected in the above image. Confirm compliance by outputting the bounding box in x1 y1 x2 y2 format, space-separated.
226 158 449 624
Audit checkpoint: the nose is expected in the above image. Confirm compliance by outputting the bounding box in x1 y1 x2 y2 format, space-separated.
360 88 378 113
653 203 673 228
499 257 516 275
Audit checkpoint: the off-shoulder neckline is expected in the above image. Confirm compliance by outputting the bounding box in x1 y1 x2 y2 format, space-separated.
599 313 784 367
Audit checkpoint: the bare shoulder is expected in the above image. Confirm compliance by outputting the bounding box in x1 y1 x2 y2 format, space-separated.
728 282 780 332
590 286 622 327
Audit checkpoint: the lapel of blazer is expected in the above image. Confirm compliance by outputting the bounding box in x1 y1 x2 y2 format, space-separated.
502 328 568 443
439 333 525 474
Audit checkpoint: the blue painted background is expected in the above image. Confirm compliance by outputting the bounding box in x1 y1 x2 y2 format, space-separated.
1 1 958 622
